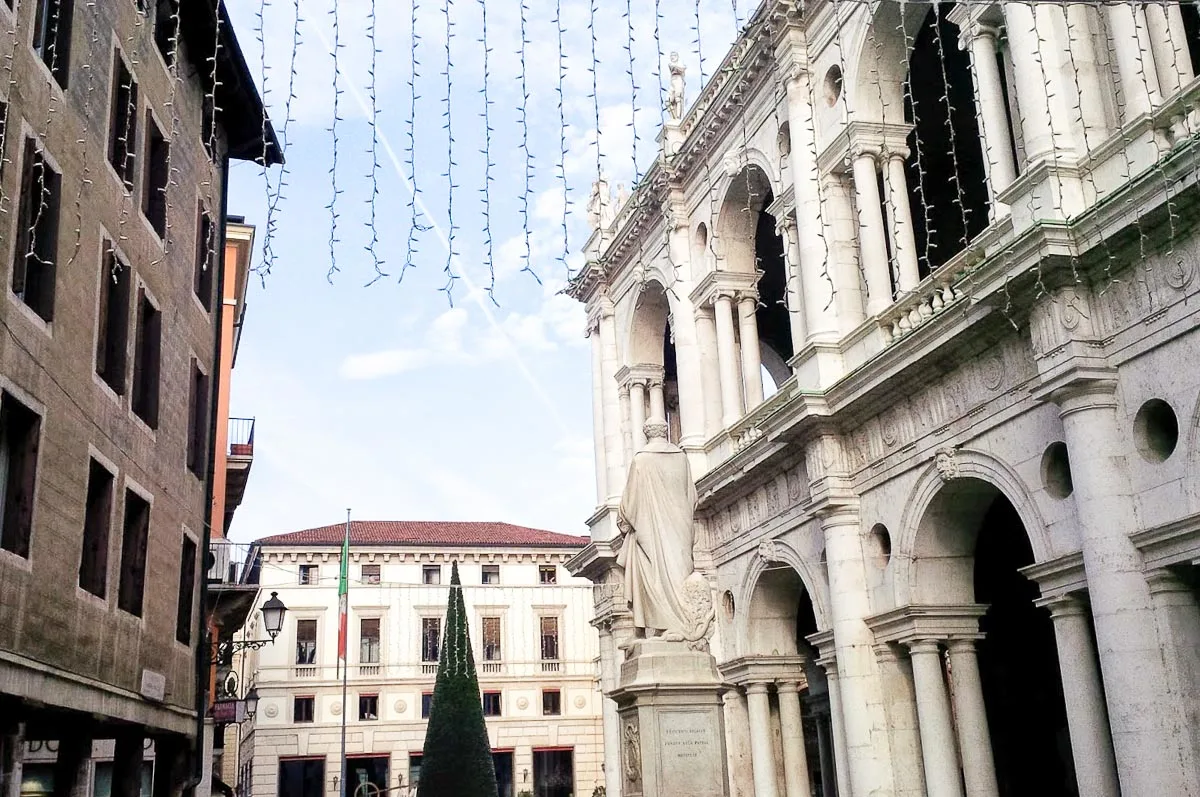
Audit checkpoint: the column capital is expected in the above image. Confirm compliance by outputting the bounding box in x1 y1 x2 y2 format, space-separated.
1146 568 1194 596
1034 592 1090 619
736 289 760 306
745 681 773 696
1033 368 1119 416
775 680 802 696
908 638 943 655
873 642 903 663
617 383 631 399
945 638 978 655
959 21 1002 51
774 213 797 237
881 145 911 163
849 143 881 163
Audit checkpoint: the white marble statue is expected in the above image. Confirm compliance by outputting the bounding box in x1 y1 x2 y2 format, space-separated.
617 421 712 645
666 52 686 121
587 174 614 231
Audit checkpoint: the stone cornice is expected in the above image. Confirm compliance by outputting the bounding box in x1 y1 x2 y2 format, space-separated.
817 120 915 175
688 269 765 308
1019 551 1087 600
1129 512 1200 571
563 539 619 583
718 655 811 687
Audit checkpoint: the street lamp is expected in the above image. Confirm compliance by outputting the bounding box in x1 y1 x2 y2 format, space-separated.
210 592 288 663
244 686 260 719
260 591 287 640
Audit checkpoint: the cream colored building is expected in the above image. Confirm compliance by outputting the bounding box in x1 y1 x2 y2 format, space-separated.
568 2 1200 797
237 521 602 797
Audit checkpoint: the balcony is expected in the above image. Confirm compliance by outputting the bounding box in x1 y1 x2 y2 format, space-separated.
224 417 255 531
205 539 258 638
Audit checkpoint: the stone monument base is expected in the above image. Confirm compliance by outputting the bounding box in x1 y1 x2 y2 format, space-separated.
610 640 729 797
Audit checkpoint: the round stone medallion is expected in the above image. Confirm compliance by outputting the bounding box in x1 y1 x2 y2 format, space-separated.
516 697 529 710
263 703 278 719
331 703 341 716
395 699 407 714
574 695 586 709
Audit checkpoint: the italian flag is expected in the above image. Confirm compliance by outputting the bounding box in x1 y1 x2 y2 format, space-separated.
337 525 350 665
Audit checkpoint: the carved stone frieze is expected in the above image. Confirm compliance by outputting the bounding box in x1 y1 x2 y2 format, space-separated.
935 447 960 481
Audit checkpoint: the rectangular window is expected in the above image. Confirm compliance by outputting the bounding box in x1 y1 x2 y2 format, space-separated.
175 534 196 643
358 694 378 721
0 392 41 559
540 616 559 661
95 249 131 394
361 564 380 585
539 565 557 584
32 0 74 88
130 289 161 428
296 619 317 665
194 208 215 310
78 459 113 596
143 113 168 238
278 758 324 797
481 564 500 585
482 691 501 717
116 489 150 616
153 0 179 67
359 618 380 664
298 564 318 585
186 360 209 476
482 616 501 662
293 696 314 723
422 565 440 585
420 617 440 662
420 693 432 719
541 689 561 716
107 51 137 188
12 138 61 322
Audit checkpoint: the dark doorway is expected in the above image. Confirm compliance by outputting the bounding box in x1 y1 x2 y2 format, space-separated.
974 495 1075 797
493 750 514 797
278 758 324 797
904 2 989 277
754 189 793 366
344 755 388 797
795 588 837 797
532 748 574 797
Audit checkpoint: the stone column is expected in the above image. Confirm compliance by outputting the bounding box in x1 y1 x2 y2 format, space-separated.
598 626 624 797
1146 570 1200 793
945 640 998 797
962 23 1016 210
776 682 813 797
694 306 724 438
874 643 926 797
599 300 626 499
52 732 92 797
777 215 808 356
784 65 839 340
909 640 964 797
745 683 780 797
1040 596 1119 797
851 148 892 316
819 505 894 797
882 150 920 292
1105 3 1162 118
112 731 146 797
821 663 852 797
647 378 667 427
1146 3 1195 97
723 690 754 797
737 292 764 409
152 735 189 797
589 321 609 502
713 292 743 426
629 380 647 453
814 716 835 797
1002 4 1056 162
1051 377 1188 795
618 384 633 469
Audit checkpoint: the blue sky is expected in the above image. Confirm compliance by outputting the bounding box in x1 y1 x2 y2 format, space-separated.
222 0 745 541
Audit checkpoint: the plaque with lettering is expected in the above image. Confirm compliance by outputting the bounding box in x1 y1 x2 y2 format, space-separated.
657 709 723 795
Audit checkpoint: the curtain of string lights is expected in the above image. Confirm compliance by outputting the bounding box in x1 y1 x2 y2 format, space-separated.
244 0 1194 308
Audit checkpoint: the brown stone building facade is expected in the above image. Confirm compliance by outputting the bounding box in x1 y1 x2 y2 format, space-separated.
0 1 277 795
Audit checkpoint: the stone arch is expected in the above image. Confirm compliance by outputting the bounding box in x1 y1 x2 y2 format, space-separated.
846 0 923 121
734 537 832 658
892 448 1052 606
627 279 671 368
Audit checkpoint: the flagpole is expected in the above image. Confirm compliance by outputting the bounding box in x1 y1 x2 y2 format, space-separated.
339 508 350 797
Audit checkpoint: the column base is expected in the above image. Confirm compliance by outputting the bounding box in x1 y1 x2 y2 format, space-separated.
610 642 730 797
788 338 844 392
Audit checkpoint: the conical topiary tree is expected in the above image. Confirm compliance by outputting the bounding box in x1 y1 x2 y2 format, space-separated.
417 560 498 797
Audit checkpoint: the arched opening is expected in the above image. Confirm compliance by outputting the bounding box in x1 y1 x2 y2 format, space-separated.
629 281 681 443
915 479 1074 797
746 565 837 796
903 3 989 277
715 166 793 406
974 495 1075 796
1182 4 1200 75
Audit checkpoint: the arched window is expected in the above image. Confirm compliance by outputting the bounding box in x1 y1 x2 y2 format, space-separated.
903 3 989 276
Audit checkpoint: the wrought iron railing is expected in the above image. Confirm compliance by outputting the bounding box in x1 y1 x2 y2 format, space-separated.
228 417 255 456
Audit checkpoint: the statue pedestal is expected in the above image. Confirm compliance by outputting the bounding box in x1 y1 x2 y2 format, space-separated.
610 640 729 797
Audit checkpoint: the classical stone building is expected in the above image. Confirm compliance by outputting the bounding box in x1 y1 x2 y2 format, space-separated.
0 0 278 795
568 2 1200 797
237 521 602 797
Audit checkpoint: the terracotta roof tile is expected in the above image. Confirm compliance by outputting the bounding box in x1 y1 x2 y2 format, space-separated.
256 520 588 549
